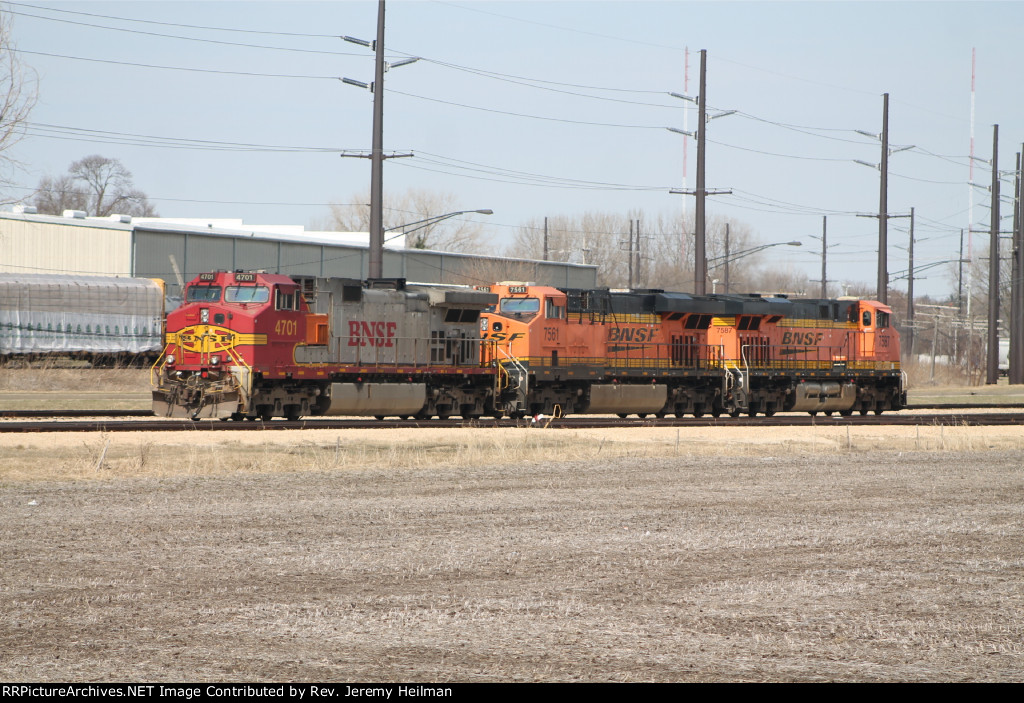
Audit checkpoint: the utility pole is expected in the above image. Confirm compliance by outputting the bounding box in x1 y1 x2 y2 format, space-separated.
878 93 890 304
341 1 416 278
958 228 965 313
723 223 730 294
627 220 635 289
1011 148 1024 384
907 207 915 358
987 124 1000 385
368 0 387 280
543 217 549 261
635 219 643 288
694 49 708 295
820 216 827 298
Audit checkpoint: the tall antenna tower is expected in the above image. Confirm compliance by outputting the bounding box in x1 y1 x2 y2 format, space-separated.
968 48 976 273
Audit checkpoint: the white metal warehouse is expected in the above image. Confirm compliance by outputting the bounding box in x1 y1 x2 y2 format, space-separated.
0 210 597 300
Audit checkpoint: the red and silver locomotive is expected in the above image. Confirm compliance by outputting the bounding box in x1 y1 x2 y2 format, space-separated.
152 271 497 420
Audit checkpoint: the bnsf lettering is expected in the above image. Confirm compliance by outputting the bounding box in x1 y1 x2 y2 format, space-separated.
781 331 825 345
482 332 524 342
607 328 656 343
348 320 398 347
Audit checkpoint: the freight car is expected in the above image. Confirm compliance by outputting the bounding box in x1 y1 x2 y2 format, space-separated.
0 273 165 365
152 272 904 420
479 282 905 418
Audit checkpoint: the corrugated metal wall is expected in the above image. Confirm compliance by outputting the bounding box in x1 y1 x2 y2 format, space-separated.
133 228 596 298
0 218 132 277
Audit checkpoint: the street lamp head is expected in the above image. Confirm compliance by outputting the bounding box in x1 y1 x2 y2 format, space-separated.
708 109 737 121
341 77 370 90
474 209 494 215
343 35 373 48
667 127 695 137
854 159 880 171
668 91 698 103
786 241 802 247
388 57 420 70
856 129 880 140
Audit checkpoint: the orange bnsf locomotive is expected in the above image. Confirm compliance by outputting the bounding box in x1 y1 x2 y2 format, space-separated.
152 272 905 420
478 283 904 418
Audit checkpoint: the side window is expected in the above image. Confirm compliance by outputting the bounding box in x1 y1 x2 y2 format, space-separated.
545 299 565 319
862 311 872 327
276 287 298 311
876 311 889 329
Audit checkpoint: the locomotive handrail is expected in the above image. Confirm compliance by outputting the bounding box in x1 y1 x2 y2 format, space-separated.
149 342 173 386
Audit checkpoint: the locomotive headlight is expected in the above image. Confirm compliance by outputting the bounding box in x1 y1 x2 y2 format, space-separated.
201 308 209 323
165 354 175 366
210 355 221 366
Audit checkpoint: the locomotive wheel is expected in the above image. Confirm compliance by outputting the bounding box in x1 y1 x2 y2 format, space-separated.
809 411 818 417
284 406 301 422
230 412 246 422
859 405 869 416
764 409 776 417
399 415 410 421
824 411 834 417
617 413 628 419
747 410 757 417
840 409 853 417
637 413 648 419
374 415 386 421
711 409 722 418
655 411 666 419
729 410 741 418
257 407 273 422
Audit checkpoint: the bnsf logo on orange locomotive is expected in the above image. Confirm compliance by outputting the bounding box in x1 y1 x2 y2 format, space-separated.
348 320 398 347
781 331 825 345
607 327 656 343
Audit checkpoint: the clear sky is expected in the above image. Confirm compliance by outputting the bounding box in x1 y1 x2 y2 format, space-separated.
5 1 1024 298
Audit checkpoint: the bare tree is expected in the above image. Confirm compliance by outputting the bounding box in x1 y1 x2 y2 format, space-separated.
508 209 779 293
33 155 157 217
323 188 486 253
0 10 37 197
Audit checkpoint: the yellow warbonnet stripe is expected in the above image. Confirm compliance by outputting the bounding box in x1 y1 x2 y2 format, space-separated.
166 326 267 351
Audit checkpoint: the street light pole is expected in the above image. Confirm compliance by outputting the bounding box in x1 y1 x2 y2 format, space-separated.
694 49 708 295
987 124 1001 385
368 0 387 279
878 93 889 304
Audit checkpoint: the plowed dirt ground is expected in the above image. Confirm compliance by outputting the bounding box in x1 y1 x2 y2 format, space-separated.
1 424 1022 682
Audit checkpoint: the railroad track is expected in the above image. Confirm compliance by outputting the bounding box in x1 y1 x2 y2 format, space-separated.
1 402 1021 420
2 413 1023 433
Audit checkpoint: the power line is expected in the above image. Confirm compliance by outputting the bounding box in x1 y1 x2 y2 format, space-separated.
14 48 340 80
8 2 339 38
7 6 361 57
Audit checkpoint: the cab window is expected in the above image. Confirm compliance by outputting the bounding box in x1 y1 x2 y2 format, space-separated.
276 287 299 311
186 285 220 303
499 297 540 318
545 299 565 319
225 285 270 304
862 311 873 327
876 311 890 329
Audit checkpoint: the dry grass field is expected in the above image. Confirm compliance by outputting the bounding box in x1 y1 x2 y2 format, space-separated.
1 423 1023 682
